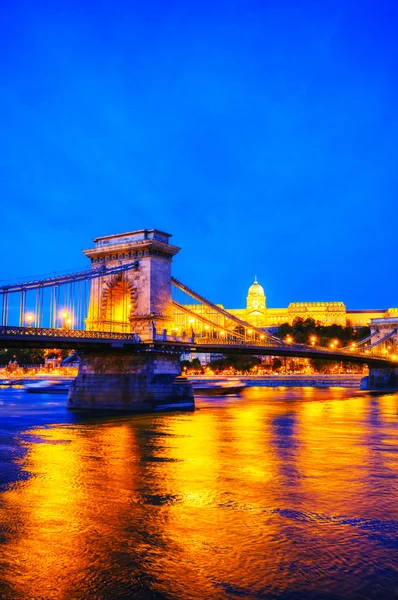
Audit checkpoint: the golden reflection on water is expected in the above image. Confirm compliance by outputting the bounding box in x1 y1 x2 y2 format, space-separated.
0 390 397 599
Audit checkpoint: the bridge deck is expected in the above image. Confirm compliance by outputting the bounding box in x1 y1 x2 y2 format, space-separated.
0 327 395 367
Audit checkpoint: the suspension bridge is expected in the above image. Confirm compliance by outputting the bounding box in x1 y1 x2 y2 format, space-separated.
1 229 397 410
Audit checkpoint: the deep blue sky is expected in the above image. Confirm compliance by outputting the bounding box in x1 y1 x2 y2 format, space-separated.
1 0 397 310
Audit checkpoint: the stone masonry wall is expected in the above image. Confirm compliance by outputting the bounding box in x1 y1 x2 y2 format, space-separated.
361 367 398 390
68 351 195 412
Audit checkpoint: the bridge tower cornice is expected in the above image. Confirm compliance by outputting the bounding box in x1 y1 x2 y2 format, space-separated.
83 239 181 263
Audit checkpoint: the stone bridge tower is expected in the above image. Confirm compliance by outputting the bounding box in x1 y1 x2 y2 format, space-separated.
69 228 194 412
83 229 180 341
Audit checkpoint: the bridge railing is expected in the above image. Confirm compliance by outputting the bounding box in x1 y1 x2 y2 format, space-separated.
0 327 395 363
0 326 140 341
154 331 396 361
153 332 276 346
306 340 396 361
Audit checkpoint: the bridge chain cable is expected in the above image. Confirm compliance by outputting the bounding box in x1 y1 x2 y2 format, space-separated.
172 300 247 341
0 325 140 341
339 330 379 349
366 328 397 349
171 277 284 346
0 261 139 330
334 329 397 360
0 262 139 294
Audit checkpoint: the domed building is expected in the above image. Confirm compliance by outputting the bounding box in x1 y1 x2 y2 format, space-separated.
175 276 395 333
227 277 391 328
241 278 267 327
225 277 269 328
221 277 393 329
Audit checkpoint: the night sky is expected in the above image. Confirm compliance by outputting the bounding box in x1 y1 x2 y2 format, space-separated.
2 0 397 310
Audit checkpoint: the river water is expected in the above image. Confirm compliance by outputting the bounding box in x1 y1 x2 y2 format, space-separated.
0 386 397 600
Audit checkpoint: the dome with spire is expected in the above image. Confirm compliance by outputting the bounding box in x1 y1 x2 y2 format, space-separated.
248 277 265 297
246 277 266 311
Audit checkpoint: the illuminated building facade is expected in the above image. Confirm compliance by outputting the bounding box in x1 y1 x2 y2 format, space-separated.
229 278 397 328
177 278 397 331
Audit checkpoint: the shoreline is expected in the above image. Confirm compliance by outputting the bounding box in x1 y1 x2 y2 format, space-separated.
188 374 364 388
1 373 364 389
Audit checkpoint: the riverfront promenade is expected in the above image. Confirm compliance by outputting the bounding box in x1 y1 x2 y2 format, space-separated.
189 374 364 388
2 373 364 388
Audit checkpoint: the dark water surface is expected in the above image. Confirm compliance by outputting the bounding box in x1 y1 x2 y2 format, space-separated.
0 386 397 600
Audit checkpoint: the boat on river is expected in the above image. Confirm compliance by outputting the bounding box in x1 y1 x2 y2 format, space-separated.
0 379 25 387
191 379 245 396
25 380 70 394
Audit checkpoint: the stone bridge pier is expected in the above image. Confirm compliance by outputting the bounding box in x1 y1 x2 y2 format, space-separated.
68 229 194 412
68 350 194 412
360 367 398 391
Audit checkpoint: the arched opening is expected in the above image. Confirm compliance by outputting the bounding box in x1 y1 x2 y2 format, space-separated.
100 273 135 332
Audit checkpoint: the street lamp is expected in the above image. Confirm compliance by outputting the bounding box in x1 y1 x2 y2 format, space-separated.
26 313 34 327
60 310 68 329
